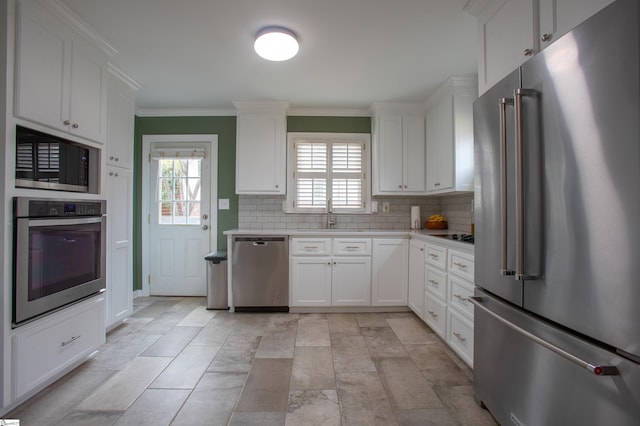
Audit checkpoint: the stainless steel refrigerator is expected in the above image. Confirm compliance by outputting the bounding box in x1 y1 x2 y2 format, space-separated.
472 0 640 424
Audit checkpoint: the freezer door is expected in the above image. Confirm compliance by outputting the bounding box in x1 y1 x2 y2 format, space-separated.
518 0 640 359
473 69 523 305
473 289 640 426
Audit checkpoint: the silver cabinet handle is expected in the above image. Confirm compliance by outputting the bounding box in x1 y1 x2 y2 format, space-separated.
109 172 119 177
541 33 552 42
514 89 537 280
499 97 515 276
61 335 81 347
345 246 360 250
202 214 208 220
428 279 439 287
428 253 438 259
303 246 319 250
63 119 70 125
453 262 468 269
523 48 534 56
453 294 468 304
434 182 440 187
427 310 438 318
201 225 208 230
72 123 79 128
453 332 466 342
470 297 619 376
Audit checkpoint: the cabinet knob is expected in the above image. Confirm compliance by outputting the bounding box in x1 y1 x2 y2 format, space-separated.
109 171 119 177
109 156 115 160
63 120 70 125
398 185 402 189
541 33 553 42
435 182 440 187
72 123 79 128
523 48 534 56
404 185 407 189
115 157 119 162
275 184 279 188
202 225 209 230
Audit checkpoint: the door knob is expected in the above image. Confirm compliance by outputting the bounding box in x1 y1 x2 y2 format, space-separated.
201 225 209 230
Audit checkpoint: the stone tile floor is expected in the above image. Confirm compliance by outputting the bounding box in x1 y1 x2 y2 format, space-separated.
7 297 497 425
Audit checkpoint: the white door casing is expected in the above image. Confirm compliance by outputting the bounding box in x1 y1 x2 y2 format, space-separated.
141 135 218 296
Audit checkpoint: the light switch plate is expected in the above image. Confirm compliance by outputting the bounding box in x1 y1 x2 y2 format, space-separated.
218 199 230 210
371 201 378 212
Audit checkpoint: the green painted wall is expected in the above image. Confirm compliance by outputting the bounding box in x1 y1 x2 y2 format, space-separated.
132 115 370 291
133 116 237 291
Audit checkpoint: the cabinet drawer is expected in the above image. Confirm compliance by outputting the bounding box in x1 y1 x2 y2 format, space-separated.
447 309 474 368
333 238 372 256
423 293 447 338
290 238 332 255
448 249 474 281
448 276 474 319
425 266 447 300
425 243 447 270
13 297 105 398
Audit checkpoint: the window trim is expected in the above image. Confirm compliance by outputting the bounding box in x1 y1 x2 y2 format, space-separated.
286 132 371 214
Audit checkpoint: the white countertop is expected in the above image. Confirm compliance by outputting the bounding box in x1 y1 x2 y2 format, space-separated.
224 228 474 250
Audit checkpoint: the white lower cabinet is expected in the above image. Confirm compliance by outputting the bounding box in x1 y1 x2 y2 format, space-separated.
412 236 475 368
290 238 372 307
12 296 105 399
290 256 333 306
372 238 409 306
408 239 426 317
331 257 372 306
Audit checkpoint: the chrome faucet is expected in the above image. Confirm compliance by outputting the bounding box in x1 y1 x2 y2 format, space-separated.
326 198 336 229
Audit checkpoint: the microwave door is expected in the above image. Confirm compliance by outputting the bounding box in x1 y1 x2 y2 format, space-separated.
474 68 523 307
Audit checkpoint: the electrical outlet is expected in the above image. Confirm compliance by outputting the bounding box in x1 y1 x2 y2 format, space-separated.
371 201 378 212
382 202 390 213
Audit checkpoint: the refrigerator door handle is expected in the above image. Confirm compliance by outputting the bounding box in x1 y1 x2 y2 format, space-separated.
514 88 537 280
470 296 620 376
499 97 515 276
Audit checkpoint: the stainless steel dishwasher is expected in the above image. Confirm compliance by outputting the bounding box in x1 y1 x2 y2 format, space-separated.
232 236 289 312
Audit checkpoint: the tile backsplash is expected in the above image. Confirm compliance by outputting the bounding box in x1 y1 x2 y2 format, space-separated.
238 193 474 233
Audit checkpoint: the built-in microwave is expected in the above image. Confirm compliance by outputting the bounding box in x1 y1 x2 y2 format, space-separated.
15 126 100 193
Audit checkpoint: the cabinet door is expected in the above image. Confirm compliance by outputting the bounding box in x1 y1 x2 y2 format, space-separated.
15 0 71 133
539 0 615 49
478 0 537 94
290 256 332 306
107 73 135 168
426 97 454 192
403 116 426 192
236 114 286 194
372 239 408 306
375 115 404 193
408 240 425 316
106 167 133 328
68 37 108 143
332 257 371 306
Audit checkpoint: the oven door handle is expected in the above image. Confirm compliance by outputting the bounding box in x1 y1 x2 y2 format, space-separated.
27 216 104 227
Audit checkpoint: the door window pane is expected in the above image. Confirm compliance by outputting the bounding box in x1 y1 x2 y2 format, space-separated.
157 158 202 225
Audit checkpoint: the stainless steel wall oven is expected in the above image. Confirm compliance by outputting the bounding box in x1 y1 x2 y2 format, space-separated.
13 197 106 326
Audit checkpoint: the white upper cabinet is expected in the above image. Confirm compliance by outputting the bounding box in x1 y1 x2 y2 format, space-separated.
538 0 615 49
234 101 288 195
475 0 616 94
371 103 426 195
15 0 108 143
477 0 537 94
106 67 138 169
425 77 476 195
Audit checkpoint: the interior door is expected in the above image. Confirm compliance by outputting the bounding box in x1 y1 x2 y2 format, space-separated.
148 143 211 296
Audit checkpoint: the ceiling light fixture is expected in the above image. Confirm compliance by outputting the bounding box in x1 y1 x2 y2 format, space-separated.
254 26 299 61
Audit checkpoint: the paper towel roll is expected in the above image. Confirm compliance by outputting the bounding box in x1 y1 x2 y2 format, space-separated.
411 206 421 229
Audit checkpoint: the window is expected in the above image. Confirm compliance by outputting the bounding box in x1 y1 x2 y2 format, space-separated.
287 133 370 213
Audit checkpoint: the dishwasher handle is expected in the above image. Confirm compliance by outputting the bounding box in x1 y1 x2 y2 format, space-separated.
234 236 286 243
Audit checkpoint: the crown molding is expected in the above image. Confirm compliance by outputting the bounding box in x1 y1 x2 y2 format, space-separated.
463 0 491 17
42 0 118 56
135 108 237 117
107 63 142 91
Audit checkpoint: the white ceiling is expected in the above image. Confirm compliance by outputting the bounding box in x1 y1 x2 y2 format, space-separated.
60 0 478 112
